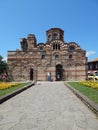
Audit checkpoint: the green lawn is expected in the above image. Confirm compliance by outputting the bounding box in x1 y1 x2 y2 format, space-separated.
0 82 31 97
68 82 98 104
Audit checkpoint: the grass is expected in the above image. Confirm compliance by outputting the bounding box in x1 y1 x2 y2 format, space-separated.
68 82 98 104
0 82 31 97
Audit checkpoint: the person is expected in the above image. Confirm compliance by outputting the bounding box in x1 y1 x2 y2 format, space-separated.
57 73 60 81
47 72 50 81
2 72 7 81
47 72 51 81
49 72 51 81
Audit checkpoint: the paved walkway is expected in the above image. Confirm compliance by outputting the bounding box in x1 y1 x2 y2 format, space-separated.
0 81 98 130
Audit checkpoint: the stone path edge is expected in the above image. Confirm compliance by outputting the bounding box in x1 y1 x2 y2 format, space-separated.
65 82 98 116
0 81 35 104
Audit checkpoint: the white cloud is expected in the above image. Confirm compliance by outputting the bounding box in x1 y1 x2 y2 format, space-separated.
86 51 96 57
3 57 7 62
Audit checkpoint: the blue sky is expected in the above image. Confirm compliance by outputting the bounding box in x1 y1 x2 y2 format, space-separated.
0 0 98 61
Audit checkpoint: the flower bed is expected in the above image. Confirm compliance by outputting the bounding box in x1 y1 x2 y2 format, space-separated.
0 82 31 97
79 81 98 90
0 82 19 90
68 81 98 103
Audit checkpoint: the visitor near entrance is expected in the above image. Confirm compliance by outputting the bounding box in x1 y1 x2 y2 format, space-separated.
47 72 51 81
57 73 60 81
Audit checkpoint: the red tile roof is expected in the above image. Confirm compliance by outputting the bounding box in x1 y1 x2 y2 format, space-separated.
88 58 98 62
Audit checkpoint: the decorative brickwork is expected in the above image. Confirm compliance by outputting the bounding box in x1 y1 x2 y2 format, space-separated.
7 28 87 81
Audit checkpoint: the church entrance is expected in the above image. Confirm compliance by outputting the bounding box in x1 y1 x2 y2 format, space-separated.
56 64 63 81
30 69 33 80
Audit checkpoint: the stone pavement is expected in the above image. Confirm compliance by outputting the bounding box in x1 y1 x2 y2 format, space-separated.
0 81 98 130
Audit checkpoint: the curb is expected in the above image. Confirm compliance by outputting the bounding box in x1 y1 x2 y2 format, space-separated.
0 81 35 104
65 82 98 116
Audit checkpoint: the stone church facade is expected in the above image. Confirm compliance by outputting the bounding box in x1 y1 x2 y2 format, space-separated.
7 28 87 81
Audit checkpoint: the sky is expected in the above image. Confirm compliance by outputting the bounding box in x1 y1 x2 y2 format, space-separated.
0 0 98 61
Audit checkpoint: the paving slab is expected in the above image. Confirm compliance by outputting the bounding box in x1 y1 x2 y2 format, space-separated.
0 81 98 130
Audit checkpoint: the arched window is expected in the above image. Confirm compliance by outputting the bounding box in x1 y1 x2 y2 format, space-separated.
55 54 59 59
69 54 72 59
56 44 57 50
53 44 60 50
53 44 55 50
48 35 51 41
41 55 45 60
58 44 60 50
60 34 63 40
53 33 58 40
39 46 43 51
69 46 75 51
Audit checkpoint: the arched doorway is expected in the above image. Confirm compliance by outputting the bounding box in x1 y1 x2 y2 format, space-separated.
56 64 63 81
30 69 33 80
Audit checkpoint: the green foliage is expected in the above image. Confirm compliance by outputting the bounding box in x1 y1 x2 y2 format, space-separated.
68 82 98 103
0 55 3 61
0 55 8 80
0 82 31 97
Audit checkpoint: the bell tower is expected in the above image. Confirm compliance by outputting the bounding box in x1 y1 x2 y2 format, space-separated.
27 34 37 50
46 28 64 43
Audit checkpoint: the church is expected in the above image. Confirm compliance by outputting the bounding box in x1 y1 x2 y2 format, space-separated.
7 28 87 81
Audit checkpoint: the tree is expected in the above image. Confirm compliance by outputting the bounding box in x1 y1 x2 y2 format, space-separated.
0 55 8 80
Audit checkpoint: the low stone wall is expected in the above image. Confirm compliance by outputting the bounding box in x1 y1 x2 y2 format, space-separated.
0 81 35 104
65 82 98 116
